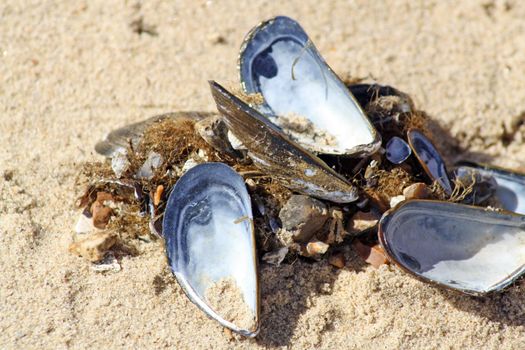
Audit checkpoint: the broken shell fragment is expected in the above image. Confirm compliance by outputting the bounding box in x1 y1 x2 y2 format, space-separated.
136 151 163 179
385 136 411 164
262 247 288 266
209 80 358 203
239 16 380 156
456 161 525 213
378 200 525 295
162 163 259 336
407 129 452 195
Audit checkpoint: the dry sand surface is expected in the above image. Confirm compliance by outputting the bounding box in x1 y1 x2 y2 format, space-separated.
2 0 525 349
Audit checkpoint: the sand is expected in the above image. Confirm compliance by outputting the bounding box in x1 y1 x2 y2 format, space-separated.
1 0 525 349
205 277 256 332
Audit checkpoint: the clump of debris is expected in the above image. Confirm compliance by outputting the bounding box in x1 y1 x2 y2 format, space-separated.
71 84 476 271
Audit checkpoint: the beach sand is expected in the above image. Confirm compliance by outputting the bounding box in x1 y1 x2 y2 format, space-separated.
1 1 525 348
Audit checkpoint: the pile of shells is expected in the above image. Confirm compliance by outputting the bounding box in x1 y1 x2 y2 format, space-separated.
72 16 525 337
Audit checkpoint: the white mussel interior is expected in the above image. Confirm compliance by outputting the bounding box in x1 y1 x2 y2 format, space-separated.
163 163 258 335
240 17 378 155
457 163 525 215
380 200 525 294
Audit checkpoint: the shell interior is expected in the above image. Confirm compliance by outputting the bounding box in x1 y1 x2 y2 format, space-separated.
379 200 525 295
456 162 525 215
239 16 380 156
163 163 259 336
407 129 452 194
209 80 358 203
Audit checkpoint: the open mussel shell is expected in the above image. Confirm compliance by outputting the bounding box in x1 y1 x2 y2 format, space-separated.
456 161 525 214
239 16 380 156
163 163 259 336
378 200 525 295
407 129 453 194
209 80 358 203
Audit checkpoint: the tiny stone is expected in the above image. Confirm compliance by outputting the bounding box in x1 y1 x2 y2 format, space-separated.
91 201 113 229
306 241 329 256
223 328 234 342
96 192 115 203
154 185 164 206
279 195 329 243
328 253 346 269
347 211 380 234
352 240 388 268
403 182 430 200
389 195 405 208
69 232 117 262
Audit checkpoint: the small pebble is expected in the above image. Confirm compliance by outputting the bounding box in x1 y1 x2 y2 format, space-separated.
352 240 389 268
91 201 113 229
279 195 329 242
306 241 329 256
389 195 405 208
403 182 430 200
154 185 164 206
347 211 380 234
96 191 115 203
328 253 346 269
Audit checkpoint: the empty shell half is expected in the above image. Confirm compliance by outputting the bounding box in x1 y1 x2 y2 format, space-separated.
378 200 525 295
163 162 259 336
456 161 525 215
239 16 380 156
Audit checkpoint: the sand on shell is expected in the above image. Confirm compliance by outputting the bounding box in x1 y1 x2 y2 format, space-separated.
2 1 525 349
205 277 256 332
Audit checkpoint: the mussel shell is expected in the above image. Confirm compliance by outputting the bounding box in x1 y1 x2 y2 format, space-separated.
163 162 259 336
95 112 211 158
239 16 380 156
347 84 412 111
379 200 525 295
385 136 411 164
407 129 452 194
209 80 358 203
456 161 525 214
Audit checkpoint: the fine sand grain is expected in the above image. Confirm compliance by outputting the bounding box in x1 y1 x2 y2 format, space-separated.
1 1 525 349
